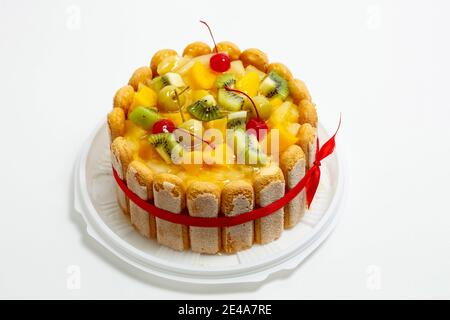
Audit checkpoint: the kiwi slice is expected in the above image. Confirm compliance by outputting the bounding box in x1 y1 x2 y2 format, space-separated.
233 130 267 166
245 133 268 166
147 133 182 164
259 71 289 100
227 111 247 131
150 72 185 92
187 95 224 121
217 88 245 111
129 106 160 130
215 73 236 89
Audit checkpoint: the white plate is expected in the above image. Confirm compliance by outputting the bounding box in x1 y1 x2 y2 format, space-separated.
74 121 345 284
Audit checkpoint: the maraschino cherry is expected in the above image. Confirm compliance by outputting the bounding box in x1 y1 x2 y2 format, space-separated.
200 20 230 73
224 87 268 141
152 119 175 134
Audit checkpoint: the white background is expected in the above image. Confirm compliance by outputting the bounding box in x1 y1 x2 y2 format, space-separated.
0 0 449 299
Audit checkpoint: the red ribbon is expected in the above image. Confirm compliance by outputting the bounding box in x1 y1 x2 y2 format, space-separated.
112 117 341 227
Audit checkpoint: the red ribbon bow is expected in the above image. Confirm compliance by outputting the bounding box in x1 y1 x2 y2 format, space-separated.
112 116 341 227
305 115 341 207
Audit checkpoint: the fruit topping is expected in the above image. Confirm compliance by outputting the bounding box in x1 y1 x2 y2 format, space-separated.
227 111 247 131
147 133 183 164
157 55 186 75
243 95 272 120
189 61 217 89
187 95 224 121
178 119 203 148
229 60 245 76
236 70 260 96
224 87 268 140
129 106 160 130
130 84 157 113
259 71 289 100
215 73 236 89
217 88 245 111
233 130 267 166
157 85 186 112
150 72 185 92
151 119 176 134
246 117 268 141
200 20 231 73
210 53 231 73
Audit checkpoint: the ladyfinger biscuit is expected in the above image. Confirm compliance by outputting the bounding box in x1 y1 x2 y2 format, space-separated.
221 181 254 254
110 137 133 215
153 173 189 251
297 123 317 169
254 166 285 244
187 181 221 254
126 161 156 239
107 107 125 142
280 145 306 229
298 99 318 127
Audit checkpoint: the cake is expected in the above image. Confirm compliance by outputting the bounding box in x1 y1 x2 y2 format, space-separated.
107 23 318 254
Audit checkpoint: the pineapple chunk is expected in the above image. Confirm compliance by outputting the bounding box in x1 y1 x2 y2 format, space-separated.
229 60 245 77
189 61 217 90
236 71 260 97
131 84 157 110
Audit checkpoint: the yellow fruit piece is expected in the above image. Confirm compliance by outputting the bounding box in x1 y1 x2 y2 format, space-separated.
204 118 227 136
269 96 284 108
159 112 189 127
268 101 298 125
131 84 157 110
245 65 266 80
138 140 159 160
236 71 260 97
191 89 210 102
275 125 299 152
287 122 301 136
229 60 245 76
157 55 180 75
124 120 147 141
189 61 217 90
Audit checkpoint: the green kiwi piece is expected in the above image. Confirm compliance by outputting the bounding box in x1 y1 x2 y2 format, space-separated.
187 95 224 121
147 133 182 164
150 72 185 92
245 133 268 166
259 71 289 100
233 130 267 166
215 73 236 89
227 111 247 131
129 106 160 130
217 88 245 111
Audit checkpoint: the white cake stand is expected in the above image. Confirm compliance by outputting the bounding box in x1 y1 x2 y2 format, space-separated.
74 121 345 284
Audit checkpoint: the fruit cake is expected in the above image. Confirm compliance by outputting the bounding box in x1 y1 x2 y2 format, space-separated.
107 23 318 254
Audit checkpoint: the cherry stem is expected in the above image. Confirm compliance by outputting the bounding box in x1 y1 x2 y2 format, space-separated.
224 86 261 119
199 20 218 54
174 86 190 123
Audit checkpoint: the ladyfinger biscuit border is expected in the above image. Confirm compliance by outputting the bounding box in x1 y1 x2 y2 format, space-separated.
187 181 221 254
221 181 255 254
280 145 306 229
126 161 156 239
297 123 317 170
110 137 133 215
254 166 285 244
153 173 189 251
